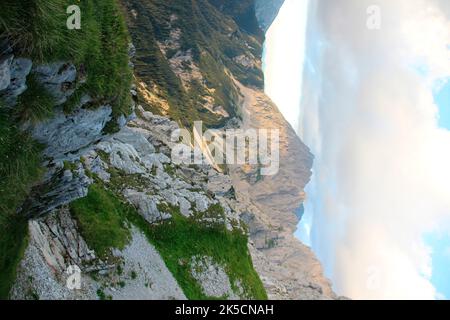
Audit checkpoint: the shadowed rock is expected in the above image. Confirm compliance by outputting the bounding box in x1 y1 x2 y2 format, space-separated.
1 57 32 106
32 105 112 159
33 62 77 105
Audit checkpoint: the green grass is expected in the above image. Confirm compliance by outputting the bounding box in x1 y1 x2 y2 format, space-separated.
14 75 55 123
129 204 267 300
0 0 268 300
0 217 29 300
69 184 131 258
0 107 44 299
69 183 266 300
0 0 133 295
121 0 262 128
0 0 74 62
0 0 133 122
72 0 133 121
208 0 264 39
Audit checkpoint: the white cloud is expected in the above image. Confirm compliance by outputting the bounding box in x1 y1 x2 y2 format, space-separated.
263 0 310 132
265 0 450 299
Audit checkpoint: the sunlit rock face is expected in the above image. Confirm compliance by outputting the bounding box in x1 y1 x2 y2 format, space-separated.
254 0 285 32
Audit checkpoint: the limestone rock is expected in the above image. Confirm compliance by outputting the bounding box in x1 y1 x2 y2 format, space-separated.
190 256 241 299
29 207 96 272
141 153 170 171
113 126 156 156
11 207 98 300
123 189 171 223
117 114 127 129
21 164 93 218
0 54 13 91
107 228 186 300
97 140 146 174
132 105 179 149
178 197 192 217
33 62 77 105
11 243 97 300
206 169 233 196
128 42 136 58
32 105 112 158
1 57 32 105
82 150 111 182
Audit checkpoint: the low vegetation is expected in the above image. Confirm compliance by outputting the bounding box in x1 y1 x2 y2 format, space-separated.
121 0 263 128
0 0 132 120
0 0 132 297
0 0 268 300
15 75 55 123
70 184 131 258
208 0 264 39
0 105 44 299
132 205 268 300
70 183 267 300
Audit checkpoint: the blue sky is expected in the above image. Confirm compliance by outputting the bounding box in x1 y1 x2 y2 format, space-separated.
436 80 450 130
428 79 450 299
425 233 450 299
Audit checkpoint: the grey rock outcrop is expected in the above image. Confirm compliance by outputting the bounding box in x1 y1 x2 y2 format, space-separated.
107 228 186 300
98 139 147 174
81 150 111 182
113 126 156 155
0 54 13 91
12 212 186 300
28 207 96 271
33 62 77 105
123 189 171 224
32 105 112 158
21 163 93 218
133 105 179 149
1 57 32 106
206 169 233 196
190 256 242 299
11 207 98 300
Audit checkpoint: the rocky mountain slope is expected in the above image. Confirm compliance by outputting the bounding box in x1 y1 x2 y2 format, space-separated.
0 0 337 300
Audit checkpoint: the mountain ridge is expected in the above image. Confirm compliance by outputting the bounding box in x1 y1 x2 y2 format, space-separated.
0 0 337 300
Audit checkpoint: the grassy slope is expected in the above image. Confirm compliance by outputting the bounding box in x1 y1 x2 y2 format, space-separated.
0 0 267 300
0 105 43 299
133 212 268 300
0 0 132 120
71 183 267 300
70 184 131 259
121 0 264 128
0 0 132 298
208 0 264 39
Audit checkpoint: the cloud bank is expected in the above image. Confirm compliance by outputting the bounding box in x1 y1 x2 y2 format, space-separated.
263 0 310 132
266 0 450 299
